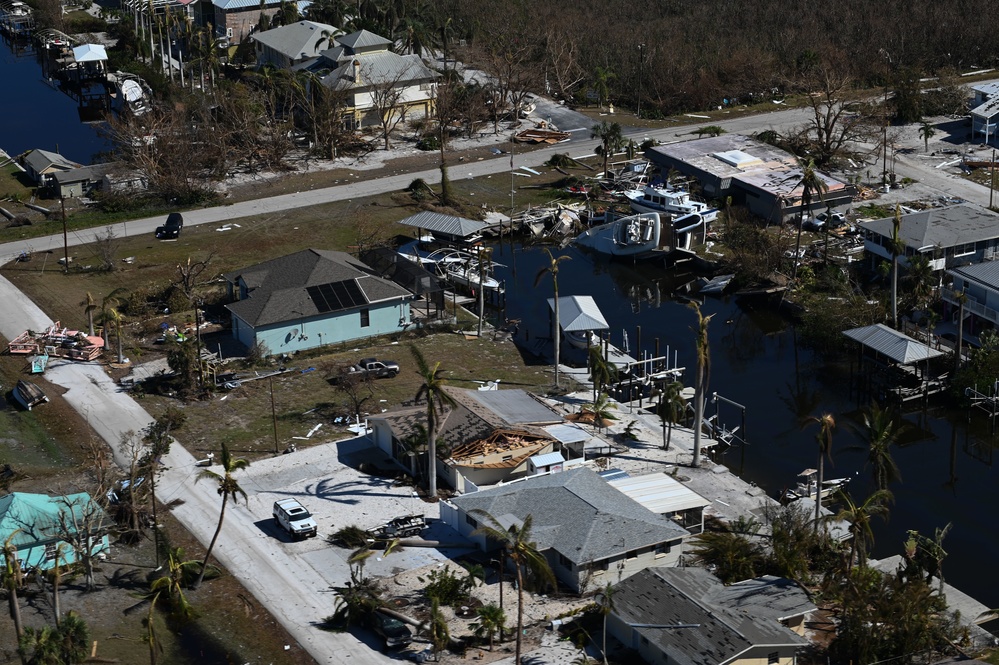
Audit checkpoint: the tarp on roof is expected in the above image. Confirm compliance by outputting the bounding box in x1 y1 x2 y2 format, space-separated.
72 43 107 62
547 295 609 332
843 323 944 364
397 211 492 239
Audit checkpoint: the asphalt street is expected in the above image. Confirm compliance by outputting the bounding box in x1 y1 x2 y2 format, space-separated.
1 86 997 664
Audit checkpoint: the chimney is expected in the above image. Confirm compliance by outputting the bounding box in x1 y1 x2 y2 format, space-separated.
352 60 360 84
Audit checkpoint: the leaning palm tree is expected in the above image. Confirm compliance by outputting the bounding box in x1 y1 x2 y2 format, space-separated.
534 249 572 389
791 158 828 282
690 303 713 468
193 442 250 589
410 345 457 499
804 413 836 533
591 121 624 179
833 489 893 570
471 511 556 665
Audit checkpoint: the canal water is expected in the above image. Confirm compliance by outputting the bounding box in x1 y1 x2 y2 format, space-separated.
0 36 108 163
492 242 999 621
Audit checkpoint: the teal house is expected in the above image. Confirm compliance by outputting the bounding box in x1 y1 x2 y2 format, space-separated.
0 492 111 571
224 249 413 355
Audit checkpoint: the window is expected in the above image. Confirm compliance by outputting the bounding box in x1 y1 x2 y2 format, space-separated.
44 542 58 561
558 553 573 569
465 515 478 528
360 308 370 327
768 652 779 665
626 549 640 560
654 542 673 558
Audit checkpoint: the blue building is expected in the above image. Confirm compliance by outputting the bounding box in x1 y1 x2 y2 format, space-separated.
224 248 413 355
0 492 110 572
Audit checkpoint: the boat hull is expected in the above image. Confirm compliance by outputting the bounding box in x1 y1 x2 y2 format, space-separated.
13 379 48 410
575 212 662 257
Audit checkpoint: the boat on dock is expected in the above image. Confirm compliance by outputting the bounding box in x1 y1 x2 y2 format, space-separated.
780 468 851 504
13 379 48 410
624 184 719 222
403 247 502 292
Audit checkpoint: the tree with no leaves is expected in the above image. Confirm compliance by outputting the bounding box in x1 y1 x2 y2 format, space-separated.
411 345 457 499
193 442 250 589
471 510 556 665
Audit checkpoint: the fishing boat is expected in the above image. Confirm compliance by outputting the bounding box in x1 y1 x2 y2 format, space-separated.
13 379 48 410
30 353 49 374
624 184 719 222
780 468 850 503
408 248 503 291
575 212 662 258
564 329 601 349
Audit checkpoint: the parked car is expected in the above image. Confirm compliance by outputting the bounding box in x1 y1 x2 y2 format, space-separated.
272 498 318 539
371 610 413 648
155 212 184 239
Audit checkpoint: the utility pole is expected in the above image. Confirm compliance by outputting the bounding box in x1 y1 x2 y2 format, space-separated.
637 43 645 119
61 196 69 272
991 148 996 210
270 376 279 454
879 49 892 190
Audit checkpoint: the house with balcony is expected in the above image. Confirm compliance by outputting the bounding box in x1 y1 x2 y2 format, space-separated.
441 466 690 593
607 567 815 665
971 81 999 145
943 260 999 340
292 29 436 129
858 204 999 274
223 248 412 355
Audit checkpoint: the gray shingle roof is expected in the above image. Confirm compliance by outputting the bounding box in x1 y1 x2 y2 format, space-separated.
23 149 80 174
858 203 999 250
251 20 338 60
450 467 688 565
224 249 410 327
612 568 811 665
321 51 436 90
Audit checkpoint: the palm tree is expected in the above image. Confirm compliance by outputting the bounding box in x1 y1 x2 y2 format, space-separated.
429 598 450 660
411 345 457 499
55 610 89 664
598 582 614 665
591 121 624 178
81 292 97 337
833 489 893 570
149 547 198 620
18 625 60 665
688 529 763 584
904 253 935 315
2 530 24 640
587 343 617 405
690 303 713 468
804 413 836 533
858 402 904 490
657 380 686 451
954 288 968 372
471 511 556 665
889 205 905 329
470 603 506 651
919 121 936 152
582 391 617 432
534 249 572 389
99 288 127 349
108 307 126 364
791 158 828 282
193 442 250 589
592 66 616 110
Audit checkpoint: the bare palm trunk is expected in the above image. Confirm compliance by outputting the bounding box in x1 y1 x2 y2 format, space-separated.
427 416 437 499
692 388 704 467
8 584 23 640
891 256 899 329
194 494 228 589
815 455 824 533
515 564 524 665
553 287 561 388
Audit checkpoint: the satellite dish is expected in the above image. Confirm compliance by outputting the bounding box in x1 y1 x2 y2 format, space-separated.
289 329 299 337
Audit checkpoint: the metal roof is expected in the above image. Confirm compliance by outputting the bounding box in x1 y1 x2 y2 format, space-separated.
606 472 711 514
542 423 592 444
529 451 565 468
464 389 563 425
397 211 491 239
546 295 609 332
949 261 999 289
72 43 107 62
843 323 944 364
250 20 338 60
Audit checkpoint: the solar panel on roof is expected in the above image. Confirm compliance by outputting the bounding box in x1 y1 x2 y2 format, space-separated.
306 280 367 314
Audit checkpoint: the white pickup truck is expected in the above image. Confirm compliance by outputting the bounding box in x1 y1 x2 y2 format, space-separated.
272 498 318 539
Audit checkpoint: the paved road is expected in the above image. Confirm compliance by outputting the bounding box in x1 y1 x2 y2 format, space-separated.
1 88 996 664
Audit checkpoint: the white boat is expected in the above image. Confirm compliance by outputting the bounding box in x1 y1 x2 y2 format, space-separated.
624 184 718 222
780 468 850 503
415 248 502 291
575 212 662 257
13 379 48 410
564 330 600 349
698 274 735 295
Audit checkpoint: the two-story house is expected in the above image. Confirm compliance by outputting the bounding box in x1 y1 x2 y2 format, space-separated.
251 20 338 68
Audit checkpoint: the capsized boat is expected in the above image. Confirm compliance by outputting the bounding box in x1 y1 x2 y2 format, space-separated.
13 379 48 410
575 212 662 258
624 184 718 222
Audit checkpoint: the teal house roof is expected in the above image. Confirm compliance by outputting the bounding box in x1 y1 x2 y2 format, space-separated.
0 492 110 570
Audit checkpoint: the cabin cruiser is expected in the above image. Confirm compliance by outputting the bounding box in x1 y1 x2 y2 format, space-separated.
624 184 718 222
575 212 662 258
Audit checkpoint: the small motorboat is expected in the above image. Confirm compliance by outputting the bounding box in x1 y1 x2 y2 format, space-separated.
13 379 48 410
780 468 851 503
564 329 600 349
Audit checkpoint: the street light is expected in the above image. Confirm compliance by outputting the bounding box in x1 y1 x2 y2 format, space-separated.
637 43 646 119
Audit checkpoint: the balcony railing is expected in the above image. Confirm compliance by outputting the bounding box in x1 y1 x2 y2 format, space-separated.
942 287 999 324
